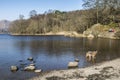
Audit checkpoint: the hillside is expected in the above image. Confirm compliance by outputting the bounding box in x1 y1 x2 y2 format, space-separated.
9 0 120 35
9 10 89 34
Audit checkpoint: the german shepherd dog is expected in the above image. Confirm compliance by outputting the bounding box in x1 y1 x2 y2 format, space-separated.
86 51 98 62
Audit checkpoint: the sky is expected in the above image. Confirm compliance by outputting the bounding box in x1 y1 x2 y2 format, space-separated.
0 0 83 21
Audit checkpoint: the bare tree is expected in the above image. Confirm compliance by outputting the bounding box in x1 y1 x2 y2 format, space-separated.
29 10 37 18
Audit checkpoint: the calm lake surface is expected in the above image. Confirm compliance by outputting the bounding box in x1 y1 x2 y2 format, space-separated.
0 34 120 80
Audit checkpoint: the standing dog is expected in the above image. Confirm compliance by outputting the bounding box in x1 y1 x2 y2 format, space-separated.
86 51 98 62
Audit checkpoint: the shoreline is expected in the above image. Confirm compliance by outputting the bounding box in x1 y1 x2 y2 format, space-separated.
10 31 86 37
29 58 120 80
9 31 120 39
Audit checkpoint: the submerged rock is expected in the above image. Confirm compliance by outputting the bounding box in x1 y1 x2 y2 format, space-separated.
10 66 18 71
24 65 35 71
29 64 35 66
74 58 79 62
34 69 42 73
31 61 36 63
19 60 23 62
68 62 78 68
27 57 33 61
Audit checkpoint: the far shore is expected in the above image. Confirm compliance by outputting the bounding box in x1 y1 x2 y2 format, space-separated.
10 31 120 40
10 31 86 37
29 58 120 80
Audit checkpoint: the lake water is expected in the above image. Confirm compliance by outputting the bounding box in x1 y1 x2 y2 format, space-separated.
0 34 120 80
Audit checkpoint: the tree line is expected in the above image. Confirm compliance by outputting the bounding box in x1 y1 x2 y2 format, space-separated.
9 0 120 34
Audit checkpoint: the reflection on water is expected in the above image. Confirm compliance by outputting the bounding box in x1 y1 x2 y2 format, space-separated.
0 34 120 80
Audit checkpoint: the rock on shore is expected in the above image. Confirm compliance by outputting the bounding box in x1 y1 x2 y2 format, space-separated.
29 58 120 80
83 24 120 39
68 62 78 68
10 66 18 71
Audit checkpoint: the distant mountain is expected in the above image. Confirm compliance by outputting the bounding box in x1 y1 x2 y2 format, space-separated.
0 20 11 33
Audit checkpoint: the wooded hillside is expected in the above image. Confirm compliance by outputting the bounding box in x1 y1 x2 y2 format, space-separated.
9 0 120 34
